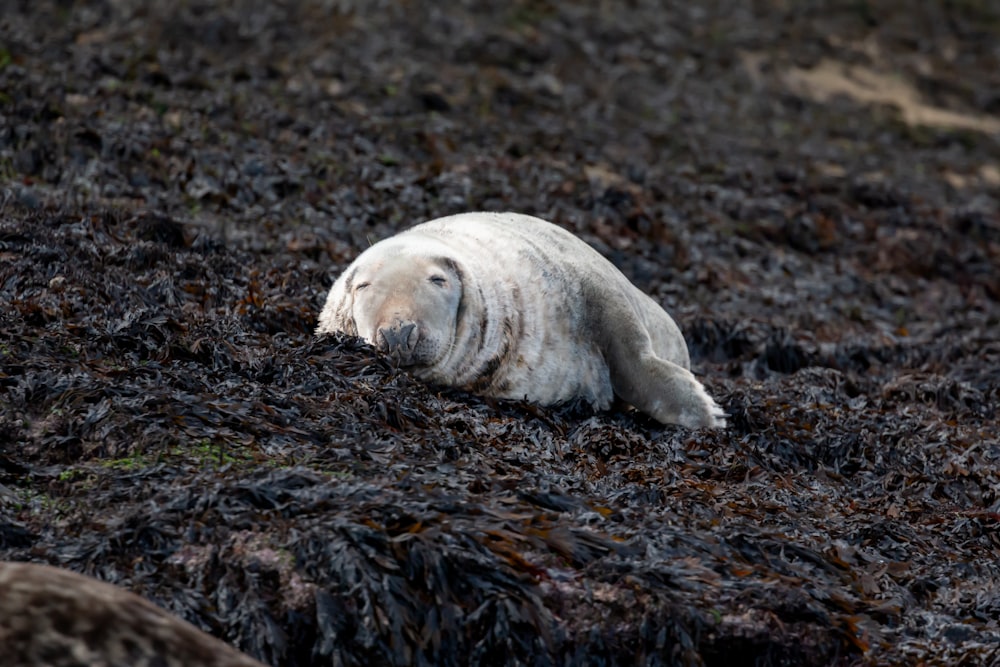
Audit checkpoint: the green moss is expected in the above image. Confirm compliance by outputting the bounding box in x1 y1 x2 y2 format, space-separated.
186 438 251 466
13 488 73 516
53 466 101 493
57 468 82 482
100 455 151 471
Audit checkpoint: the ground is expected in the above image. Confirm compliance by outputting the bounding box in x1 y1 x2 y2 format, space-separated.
1 1 999 665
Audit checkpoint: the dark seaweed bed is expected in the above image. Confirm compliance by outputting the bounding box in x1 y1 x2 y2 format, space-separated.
1 1 999 665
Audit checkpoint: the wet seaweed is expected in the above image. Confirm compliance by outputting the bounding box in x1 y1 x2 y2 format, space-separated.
2 1 1000 665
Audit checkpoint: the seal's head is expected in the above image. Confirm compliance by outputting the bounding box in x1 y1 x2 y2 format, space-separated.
338 245 463 367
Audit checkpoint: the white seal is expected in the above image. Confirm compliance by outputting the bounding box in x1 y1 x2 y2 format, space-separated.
317 212 726 429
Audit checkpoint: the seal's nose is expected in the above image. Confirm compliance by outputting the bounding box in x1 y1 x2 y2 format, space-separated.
376 321 418 356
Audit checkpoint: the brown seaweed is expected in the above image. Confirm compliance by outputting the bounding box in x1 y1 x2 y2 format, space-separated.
2 1 999 665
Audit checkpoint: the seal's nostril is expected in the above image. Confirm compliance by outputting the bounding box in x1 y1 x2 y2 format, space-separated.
400 322 417 349
378 321 418 353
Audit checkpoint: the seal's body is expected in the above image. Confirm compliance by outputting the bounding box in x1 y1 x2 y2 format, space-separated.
317 212 725 429
0 561 265 667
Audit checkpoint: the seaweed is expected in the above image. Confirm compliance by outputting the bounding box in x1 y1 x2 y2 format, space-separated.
1 1 999 665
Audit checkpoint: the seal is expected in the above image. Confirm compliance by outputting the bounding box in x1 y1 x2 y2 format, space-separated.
317 212 726 428
0 561 266 667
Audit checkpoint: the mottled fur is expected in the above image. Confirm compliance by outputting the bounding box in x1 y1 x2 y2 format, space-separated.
0 562 265 667
317 212 725 428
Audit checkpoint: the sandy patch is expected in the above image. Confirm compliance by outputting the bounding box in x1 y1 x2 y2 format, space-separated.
780 58 1000 135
